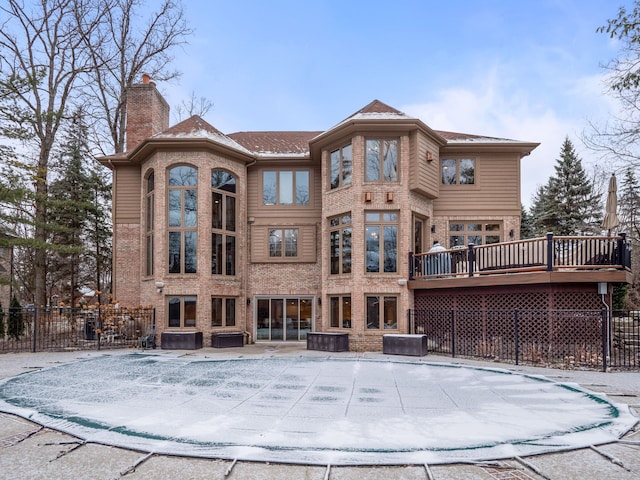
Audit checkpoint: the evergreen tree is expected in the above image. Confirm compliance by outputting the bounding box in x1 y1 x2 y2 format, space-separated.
618 167 640 307
48 110 103 306
7 296 24 340
529 182 553 236
520 204 536 239
539 137 601 235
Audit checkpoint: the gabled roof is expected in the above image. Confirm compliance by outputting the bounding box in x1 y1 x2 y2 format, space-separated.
155 115 252 154
228 131 322 157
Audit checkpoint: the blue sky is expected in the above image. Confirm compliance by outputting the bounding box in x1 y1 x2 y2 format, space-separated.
161 0 631 207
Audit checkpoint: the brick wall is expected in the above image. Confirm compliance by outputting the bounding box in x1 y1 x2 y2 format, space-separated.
125 79 169 152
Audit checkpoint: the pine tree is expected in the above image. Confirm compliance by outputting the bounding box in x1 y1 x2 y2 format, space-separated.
540 137 601 235
48 110 99 306
529 182 553 236
520 204 536 239
618 167 640 307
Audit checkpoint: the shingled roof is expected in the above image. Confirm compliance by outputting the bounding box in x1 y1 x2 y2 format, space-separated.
228 131 322 156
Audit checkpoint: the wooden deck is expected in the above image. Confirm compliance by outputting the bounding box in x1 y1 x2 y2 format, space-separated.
409 233 632 290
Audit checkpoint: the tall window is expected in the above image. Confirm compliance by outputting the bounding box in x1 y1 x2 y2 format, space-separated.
145 170 154 276
211 297 236 327
365 139 397 182
365 212 398 273
330 144 352 189
168 296 197 328
269 228 298 257
212 170 236 276
441 158 475 184
263 170 310 205
168 166 197 274
449 222 502 247
366 295 397 330
330 214 351 274
330 296 351 328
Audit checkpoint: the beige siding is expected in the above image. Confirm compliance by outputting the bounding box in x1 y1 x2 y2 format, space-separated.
115 166 142 224
408 131 439 198
434 153 521 216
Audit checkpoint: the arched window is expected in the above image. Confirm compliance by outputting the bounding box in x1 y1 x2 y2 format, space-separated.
211 169 237 275
168 166 197 274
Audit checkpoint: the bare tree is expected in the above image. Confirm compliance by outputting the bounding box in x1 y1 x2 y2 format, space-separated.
585 2 640 168
80 0 192 154
173 91 214 123
0 0 105 307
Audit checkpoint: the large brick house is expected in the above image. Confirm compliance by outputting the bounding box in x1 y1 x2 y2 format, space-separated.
99 75 539 351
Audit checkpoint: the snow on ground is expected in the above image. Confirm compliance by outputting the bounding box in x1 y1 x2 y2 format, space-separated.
0 353 635 465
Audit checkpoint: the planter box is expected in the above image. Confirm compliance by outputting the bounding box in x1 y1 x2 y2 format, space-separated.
161 331 203 350
383 334 428 356
307 332 349 352
212 332 244 348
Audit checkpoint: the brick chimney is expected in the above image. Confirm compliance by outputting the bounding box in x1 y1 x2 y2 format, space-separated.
125 73 170 152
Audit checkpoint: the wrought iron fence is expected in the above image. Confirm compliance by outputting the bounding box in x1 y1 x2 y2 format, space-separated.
0 306 155 353
411 308 640 371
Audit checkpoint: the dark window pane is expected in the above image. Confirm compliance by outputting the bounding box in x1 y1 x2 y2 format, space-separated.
330 231 340 274
486 235 500 244
184 231 197 273
330 149 340 189
226 298 236 326
366 226 380 272
212 191 223 229
366 296 380 329
342 296 351 328
184 297 197 328
384 297 397 329
212 297 222 326
226 196 236 232
168 297 180 327
212 233 222 275
146 195 154 232
330 297 339 328
226 236 236 275
169 232 181 273
285 229 297 257
146 171 154 193
342 228 352 274
146 235 153 276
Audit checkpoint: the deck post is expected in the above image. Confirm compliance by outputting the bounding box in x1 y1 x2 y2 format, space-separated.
601 308 608 372
514 309 519 366
408 251 414 280
467 243 475 277
546 233 554 271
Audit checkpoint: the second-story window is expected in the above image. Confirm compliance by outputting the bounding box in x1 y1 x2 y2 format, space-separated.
365 212 398 273
442 158 475 184
211 170 236 276
330 144 352 189
330 214 352 274
145 170 154 276
366 139 397 182
168 165 197 274
263 170 310 205
269 228 298 257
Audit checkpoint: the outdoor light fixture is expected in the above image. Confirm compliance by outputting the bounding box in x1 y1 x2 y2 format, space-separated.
155 281 164 294
397 279 408 286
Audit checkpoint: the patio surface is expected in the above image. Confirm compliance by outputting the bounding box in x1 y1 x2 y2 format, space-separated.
1 344 639 479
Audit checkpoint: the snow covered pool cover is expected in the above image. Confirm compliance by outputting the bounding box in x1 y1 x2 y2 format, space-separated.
0 354 635 465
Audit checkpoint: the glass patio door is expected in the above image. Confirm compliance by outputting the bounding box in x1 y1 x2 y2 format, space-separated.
255 297 313 341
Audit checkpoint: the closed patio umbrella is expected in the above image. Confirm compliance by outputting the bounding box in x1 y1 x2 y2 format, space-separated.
601 173 619 235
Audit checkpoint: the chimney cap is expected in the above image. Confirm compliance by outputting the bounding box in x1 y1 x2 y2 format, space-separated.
142 73 151 84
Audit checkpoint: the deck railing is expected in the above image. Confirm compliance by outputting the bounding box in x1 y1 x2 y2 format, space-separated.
409 233 631 280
